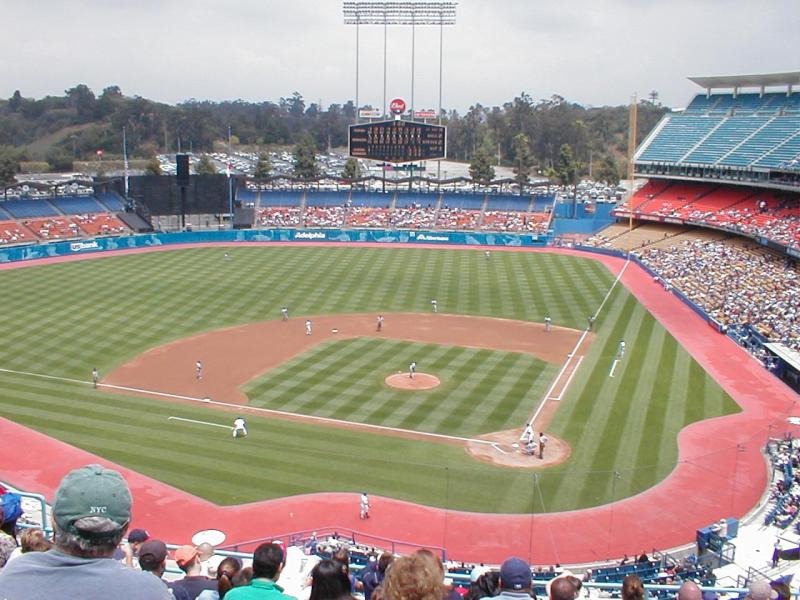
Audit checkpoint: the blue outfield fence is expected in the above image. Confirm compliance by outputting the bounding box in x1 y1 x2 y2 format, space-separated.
0 228 549 263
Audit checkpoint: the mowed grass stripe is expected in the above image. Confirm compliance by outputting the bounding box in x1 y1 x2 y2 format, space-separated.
0 246 739 513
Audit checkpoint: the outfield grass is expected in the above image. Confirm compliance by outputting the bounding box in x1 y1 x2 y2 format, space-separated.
0 246 740 512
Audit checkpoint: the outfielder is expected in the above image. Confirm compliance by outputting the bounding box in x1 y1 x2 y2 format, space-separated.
305 319 312 336
232 416 248 438
618 339 626 358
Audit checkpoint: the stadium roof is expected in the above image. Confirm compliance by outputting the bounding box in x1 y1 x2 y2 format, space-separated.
688 72 800 90
765 343 800 372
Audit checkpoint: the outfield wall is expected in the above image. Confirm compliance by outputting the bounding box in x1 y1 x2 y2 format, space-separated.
0 228 548 263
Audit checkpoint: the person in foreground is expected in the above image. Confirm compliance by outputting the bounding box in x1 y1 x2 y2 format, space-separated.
0 463 171 600
225 542 296 600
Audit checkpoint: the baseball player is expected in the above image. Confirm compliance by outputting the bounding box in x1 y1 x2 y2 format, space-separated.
376 315 384 332
305 319 312 336
431 299 438 313
520 422 534 443
544 315 552 332
195 360 203 380
618 339 626 358
485 250 491 260
360 492 370 519
92 367 99 389
281 306 289 321
232 416 248 438
409 361 417 379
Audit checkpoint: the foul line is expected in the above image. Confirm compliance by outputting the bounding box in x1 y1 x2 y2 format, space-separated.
0 366 500 449
549 355 583 401
528 257 630 426
168 416 233 430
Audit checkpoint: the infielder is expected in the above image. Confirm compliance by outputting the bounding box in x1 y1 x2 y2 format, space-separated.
281 306 289 321
409 361 417 379
376 315 384 332
305 319 312 336
92 367 99 389
232 416 248 438
431 299 438 313
195 360 203 380
360 492 371 519
544 316 552 332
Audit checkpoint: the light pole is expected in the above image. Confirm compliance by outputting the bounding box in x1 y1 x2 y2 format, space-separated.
343 2 457 119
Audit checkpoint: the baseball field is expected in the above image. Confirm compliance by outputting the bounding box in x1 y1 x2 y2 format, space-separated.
0 244 739 514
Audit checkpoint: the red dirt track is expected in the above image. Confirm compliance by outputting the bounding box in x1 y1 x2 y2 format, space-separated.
1 243 798 565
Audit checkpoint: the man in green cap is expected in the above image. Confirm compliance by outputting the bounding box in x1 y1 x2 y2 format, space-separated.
0 463 171 600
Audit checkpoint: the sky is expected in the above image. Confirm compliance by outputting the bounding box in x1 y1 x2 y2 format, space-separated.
1 0 798 113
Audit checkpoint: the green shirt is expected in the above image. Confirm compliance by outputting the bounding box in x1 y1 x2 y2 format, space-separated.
225 578 297 600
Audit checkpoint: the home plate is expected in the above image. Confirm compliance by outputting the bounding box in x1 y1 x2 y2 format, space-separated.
511 442 519 449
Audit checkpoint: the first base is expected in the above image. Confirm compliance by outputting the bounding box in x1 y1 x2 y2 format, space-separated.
332 328 339 333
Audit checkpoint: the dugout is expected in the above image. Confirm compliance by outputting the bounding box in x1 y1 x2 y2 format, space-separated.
764 343 800 394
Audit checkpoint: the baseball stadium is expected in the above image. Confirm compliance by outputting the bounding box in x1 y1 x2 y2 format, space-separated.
1 71 799 591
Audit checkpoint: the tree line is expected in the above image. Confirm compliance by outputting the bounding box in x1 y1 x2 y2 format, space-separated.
0 84 668 187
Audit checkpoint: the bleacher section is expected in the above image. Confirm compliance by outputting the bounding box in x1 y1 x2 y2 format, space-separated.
615 182 800 250
2 198 61 219
636 92 800 173
51 195 106 215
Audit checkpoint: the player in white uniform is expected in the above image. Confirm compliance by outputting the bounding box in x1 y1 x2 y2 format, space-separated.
360 492 370 519
544 316 552 332
92 367 99 389
232 416 248 438
618 340 626 358
520 422 534 443
196 360 203 380
305 319 312 335
281 306 289 321
409 361 417 379
431 299 438 313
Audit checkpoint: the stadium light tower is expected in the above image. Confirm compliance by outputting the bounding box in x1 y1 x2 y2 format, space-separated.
343 2 457 123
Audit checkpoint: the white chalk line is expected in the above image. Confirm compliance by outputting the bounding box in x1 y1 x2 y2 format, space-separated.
0 366 500 449
609 359 620 378
168 416 233 430
528 257 630 426
549 355 583 401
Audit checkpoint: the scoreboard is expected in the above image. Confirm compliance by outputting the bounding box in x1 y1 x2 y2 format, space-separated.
349 120 446 163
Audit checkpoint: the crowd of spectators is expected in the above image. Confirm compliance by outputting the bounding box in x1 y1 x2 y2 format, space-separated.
256 204 549 233
0 463 733 600
635 240 800 350
764 438 800 529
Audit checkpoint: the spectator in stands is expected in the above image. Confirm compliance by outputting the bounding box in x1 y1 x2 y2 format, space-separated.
332 547 361 594
0 527 15 569
226 542 295 600
122 527 149 568
197 556 244 600
362 551 394 600
309 558 355 600
463 567 499 600
6 528 53 563
621 575 645 600
138 539 191 600
0 463 171 599
382 551 444 600
199 541 224 578
171 544 217 599
747 580 778 600
233 566 254 588
484 557 534 600
677 581 702 600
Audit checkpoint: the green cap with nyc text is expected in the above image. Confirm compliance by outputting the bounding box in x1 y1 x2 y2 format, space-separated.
54 464 132 534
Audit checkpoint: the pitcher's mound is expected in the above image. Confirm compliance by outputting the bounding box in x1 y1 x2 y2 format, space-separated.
385 373 440 390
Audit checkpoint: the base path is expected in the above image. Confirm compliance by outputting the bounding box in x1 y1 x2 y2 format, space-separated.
103 312 578 406
1 244 798 565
